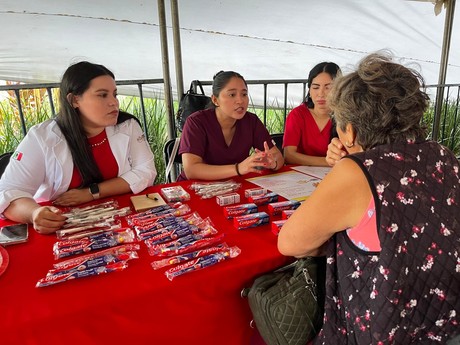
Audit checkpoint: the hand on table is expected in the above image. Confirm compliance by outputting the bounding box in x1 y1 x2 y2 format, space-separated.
32 206 67 234
239 141 276 174
53 188 93 207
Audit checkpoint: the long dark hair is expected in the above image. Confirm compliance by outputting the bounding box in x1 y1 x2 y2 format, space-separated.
55 61 137 187
305 62 341 108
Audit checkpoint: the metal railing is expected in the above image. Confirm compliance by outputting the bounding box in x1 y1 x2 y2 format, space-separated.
0 78 310 143
426 83 460 146
192 79 309 127
1 79 459 153
0 79 165 142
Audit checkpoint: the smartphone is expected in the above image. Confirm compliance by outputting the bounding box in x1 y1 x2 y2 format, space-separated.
0 223 29 246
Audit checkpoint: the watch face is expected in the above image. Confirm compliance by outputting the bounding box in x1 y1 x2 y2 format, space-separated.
90 183 99 194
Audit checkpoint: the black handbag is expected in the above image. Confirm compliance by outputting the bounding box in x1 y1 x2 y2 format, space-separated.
176 80 212 132
242 256 326 345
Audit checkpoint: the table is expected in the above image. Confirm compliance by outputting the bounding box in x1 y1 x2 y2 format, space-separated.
0 169 293 345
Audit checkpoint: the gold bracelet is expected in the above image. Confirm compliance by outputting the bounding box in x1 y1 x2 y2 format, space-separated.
235 162 242 176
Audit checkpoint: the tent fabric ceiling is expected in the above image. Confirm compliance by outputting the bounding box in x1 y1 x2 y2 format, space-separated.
0 0 459 104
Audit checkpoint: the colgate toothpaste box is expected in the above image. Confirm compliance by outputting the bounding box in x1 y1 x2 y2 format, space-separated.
248 192 279 206
281 209 295 219
223 203 258 219
271 219 287 235
267 200 301 216
233 212 270 230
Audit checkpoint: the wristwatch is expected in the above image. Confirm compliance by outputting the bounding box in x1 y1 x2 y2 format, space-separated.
89 183 100 200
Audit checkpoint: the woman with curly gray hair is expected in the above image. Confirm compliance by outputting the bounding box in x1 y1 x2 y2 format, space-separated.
278 52 460 343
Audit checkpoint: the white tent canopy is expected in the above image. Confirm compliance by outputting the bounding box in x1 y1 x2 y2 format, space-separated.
1 0 459 105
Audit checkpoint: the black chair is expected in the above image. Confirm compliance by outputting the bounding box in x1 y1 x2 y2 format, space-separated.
0 152 13 178
270 133 284 152
163 138 182 183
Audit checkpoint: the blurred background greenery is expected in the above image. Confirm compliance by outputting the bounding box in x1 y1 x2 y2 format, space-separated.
1 86 458 184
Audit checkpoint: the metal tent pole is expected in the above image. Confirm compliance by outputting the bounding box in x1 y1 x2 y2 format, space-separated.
171 0 184 114
432 0 456 141
158 0 175 140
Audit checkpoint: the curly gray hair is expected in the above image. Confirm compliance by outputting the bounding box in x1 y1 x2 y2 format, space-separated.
328 52 429 150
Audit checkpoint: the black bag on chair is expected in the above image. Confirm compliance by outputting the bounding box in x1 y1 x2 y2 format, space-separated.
176 80 212 132
242 256 326 345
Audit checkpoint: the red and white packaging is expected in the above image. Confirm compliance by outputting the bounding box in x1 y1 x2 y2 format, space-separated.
281 210 295 219
267 200 301 216
233 212 269 230
248 192 279 206
271 219 287 235
244 187 267 198
216 193 240 206
223 203 258 219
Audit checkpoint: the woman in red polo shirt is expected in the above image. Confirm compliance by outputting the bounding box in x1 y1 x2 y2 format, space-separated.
283 62 341 166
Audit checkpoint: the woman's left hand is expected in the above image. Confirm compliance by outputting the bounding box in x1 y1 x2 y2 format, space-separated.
237 141 278 175
53 188 93 206
254 141 277 170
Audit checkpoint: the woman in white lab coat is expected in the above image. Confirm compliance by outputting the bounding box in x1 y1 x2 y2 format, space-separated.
0 61 156 234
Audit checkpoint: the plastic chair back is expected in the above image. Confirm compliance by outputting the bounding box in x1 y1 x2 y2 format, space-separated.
0 152 13 178
163 139 182 183
270 133 284 152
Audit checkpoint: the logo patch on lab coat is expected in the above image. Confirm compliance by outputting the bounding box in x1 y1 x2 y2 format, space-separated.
12 151 23 161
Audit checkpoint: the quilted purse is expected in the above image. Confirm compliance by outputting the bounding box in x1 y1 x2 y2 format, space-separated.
242 256 326 345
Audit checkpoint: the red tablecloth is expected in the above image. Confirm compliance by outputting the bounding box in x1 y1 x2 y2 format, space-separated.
0 170 292 345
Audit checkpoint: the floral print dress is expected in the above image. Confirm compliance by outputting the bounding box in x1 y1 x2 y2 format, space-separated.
314 140 460 344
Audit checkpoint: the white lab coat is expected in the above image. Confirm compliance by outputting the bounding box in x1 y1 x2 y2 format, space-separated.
0 118 157 214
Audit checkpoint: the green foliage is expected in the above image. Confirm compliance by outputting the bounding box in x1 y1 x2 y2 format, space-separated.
0 89 171 184
423 99 460 156
248 95 296 134
119 95 169 184
0 88 56 153
251 107 287 135
1 87 459 186
0 101 22 153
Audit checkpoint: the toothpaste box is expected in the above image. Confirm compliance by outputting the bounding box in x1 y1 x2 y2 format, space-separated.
233 212 270 230
223 203 258 219
281 209 295 219
248 192 279 206
267 200 301 216
244 187 268 198
271 219 287 235
216 192 241 206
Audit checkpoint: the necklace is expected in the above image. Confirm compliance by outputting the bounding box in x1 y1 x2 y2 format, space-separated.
310 108 330 121
91 138 107 148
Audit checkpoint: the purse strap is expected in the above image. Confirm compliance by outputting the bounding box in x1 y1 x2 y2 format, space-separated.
190 80 206 95
274 260 298 272
165 137 181 181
